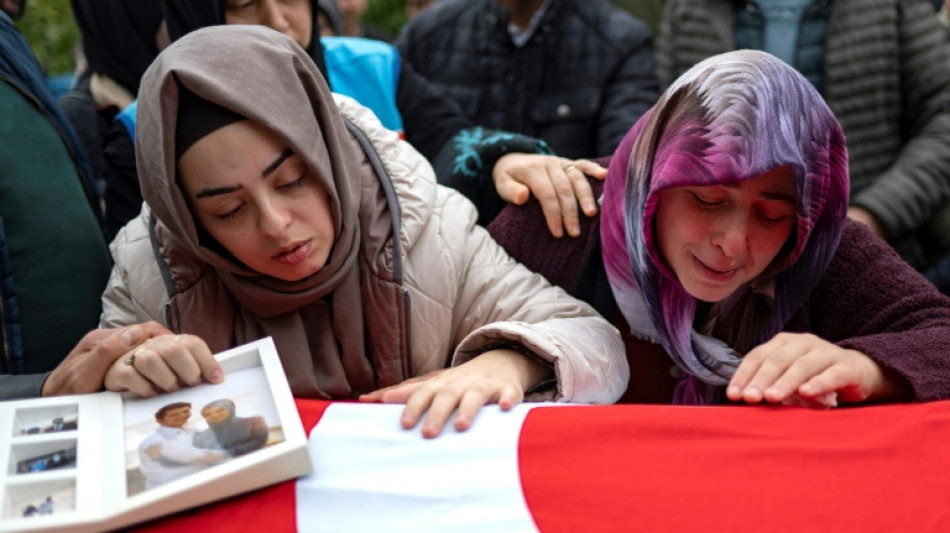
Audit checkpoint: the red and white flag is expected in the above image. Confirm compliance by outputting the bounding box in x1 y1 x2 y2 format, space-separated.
140 400 950 532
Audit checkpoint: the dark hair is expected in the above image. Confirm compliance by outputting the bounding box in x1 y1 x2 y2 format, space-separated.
175 82 245 160
155 401 192 421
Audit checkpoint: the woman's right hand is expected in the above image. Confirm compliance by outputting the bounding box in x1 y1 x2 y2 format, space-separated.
104 332 224 397
492 154 606 238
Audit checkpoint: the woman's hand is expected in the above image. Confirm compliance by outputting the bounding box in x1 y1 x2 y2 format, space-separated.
359 348 553 438
492 154 606 238
726 332 908 406
104 332 224 397
847 206 886 239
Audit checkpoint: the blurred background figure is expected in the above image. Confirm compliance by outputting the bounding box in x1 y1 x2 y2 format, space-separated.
338 0 393 41
396 0 659 161
1 0 24 20
58 0 165 206
0 9 111 397
406 0 439 20
939 0 949 34
317 0 343 36
656 0 950 274
610 0 664 36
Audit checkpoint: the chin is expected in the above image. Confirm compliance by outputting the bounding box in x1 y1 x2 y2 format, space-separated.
684 283 735 304
281 263 325 283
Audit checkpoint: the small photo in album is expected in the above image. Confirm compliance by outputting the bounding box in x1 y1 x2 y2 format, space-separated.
12 404 79 437
1 478 76 521
15 446 77 474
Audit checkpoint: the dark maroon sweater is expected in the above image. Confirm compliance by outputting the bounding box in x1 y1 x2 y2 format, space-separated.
488 180 950 403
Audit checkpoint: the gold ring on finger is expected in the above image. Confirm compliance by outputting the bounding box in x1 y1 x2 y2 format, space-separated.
173 334 182 342
563 164 577 173
126 347 146 366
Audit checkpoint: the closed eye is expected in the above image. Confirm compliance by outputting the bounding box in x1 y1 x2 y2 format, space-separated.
227 0 255 11
278 173 307 191
688 191 724 208
216 203 245 222
756 205 795 223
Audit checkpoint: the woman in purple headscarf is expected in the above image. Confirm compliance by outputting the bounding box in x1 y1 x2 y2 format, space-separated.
490 49 950 407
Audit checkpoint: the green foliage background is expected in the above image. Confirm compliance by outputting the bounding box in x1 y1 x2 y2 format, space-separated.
365 0 408 36
17 0 79 75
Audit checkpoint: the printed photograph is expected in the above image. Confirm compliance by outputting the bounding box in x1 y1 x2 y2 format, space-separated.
13 404 79 437
1 481 76 521
15 446 78 474
122 366 284 496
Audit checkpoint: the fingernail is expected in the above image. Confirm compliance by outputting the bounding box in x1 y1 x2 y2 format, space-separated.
746 387 761 400
727 385 740 397
569 224 580 236
209 370 224 383
120 326 141 346
766 387 783 399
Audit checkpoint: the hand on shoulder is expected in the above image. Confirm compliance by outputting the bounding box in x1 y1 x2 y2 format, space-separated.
493 154 605 238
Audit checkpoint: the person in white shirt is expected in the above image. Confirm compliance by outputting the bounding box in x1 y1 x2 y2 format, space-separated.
137 402 226 490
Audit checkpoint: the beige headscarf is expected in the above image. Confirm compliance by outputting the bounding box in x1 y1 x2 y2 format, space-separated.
136 25 408 398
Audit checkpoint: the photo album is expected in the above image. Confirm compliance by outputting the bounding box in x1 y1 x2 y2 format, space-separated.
0 337 312 533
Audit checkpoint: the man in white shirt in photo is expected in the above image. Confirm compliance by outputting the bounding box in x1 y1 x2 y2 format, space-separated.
137 402 227 490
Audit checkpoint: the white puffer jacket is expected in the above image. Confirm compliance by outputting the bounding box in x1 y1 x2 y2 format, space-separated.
100 94 628 404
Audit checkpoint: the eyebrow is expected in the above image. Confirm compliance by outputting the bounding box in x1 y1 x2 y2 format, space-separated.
194 148 295 199
262 148 293 177
760 191 797 204
720 183 796 204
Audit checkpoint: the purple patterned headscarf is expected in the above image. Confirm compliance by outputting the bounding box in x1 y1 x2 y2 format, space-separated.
601 51 849 404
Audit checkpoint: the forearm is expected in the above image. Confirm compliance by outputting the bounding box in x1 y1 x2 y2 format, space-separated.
0 373 48 400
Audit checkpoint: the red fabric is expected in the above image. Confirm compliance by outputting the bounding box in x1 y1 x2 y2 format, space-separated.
518 402 950 532
135 399 330 533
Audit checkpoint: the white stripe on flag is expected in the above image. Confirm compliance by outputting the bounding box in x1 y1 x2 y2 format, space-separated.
296 403 540 533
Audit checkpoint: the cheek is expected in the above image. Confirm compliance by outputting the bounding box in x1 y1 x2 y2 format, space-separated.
292 9 313 46
656 206 707 257
749 223 794 264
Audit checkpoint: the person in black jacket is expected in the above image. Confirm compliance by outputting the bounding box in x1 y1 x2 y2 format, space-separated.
396 0 660 161
59 0 165 204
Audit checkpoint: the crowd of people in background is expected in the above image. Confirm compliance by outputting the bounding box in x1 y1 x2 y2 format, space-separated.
2 0 950 437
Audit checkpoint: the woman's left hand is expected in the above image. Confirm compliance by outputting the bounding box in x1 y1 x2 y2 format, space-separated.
104 332 223 397
358 349 553 438
726 332 906 406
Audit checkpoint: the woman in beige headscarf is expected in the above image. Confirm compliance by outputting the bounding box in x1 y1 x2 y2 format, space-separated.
99 25 627 437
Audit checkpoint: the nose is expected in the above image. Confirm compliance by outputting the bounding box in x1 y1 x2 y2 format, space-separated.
257 197 293 238
711 213 748 260
260 0 291 33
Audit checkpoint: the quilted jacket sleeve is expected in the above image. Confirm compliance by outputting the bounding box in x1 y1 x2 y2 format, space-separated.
439 186 628 404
